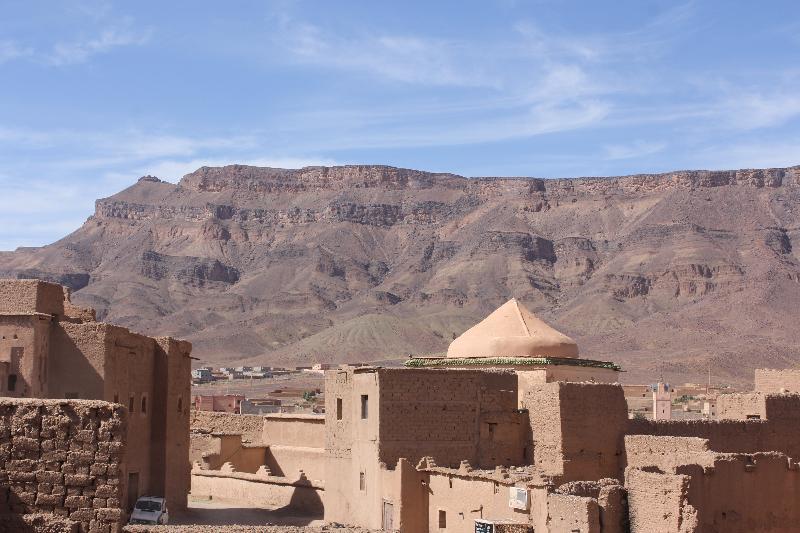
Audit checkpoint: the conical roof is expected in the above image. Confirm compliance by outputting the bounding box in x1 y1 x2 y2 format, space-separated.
447 298 579 359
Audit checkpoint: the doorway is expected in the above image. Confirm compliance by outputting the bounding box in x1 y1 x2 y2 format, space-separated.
127 472 139 511
382 501 394 530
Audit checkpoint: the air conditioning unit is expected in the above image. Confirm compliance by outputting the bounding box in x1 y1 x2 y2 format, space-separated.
508 487 529 510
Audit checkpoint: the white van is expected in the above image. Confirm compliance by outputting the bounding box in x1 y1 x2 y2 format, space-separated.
128 496 169 525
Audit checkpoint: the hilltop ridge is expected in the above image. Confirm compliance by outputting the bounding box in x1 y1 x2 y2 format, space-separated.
2 163 800 384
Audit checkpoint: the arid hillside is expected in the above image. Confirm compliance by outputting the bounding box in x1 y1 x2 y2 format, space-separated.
2 164 800 384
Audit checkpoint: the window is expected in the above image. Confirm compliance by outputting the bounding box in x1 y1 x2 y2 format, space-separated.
141 395 147 414
359 472 365 491
7 374 17 392
360 395 368 419
129 395 135 414
336 398 343 420
746 414 761 420
438 510 446 529
113 393 119 403
177 397 183 413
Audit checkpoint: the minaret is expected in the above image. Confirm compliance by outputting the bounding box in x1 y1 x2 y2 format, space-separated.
652 382 672 420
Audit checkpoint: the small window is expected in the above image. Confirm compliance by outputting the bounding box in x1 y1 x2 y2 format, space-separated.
438 510 446 529
129 395 135 413
177 397 183 413
141 396 147 414
360 395 368 419
359 472 365 491
336 398 343 420
7 374 17 392
746 414 761 420
113 393 119 403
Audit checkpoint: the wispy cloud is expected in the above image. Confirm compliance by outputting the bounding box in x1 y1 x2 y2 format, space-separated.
48 26 152 65
688 138 800 170
719 91 800 131
0 40 32 63
275 19 497 88
604 141 667 160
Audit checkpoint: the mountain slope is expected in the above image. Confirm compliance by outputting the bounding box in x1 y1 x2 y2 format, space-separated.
2 164 800 384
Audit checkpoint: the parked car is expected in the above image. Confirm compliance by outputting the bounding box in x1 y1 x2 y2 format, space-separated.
128 496 169 525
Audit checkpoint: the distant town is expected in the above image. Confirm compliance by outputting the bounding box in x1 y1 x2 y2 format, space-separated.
191 363 369 415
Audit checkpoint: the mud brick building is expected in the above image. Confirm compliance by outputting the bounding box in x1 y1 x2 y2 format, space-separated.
0 279 191 515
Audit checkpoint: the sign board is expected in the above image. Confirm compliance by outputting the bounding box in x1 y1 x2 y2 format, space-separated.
475 519 495 533
508 487 529 510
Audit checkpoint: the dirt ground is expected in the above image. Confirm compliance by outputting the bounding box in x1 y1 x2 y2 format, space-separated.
123 497 382 532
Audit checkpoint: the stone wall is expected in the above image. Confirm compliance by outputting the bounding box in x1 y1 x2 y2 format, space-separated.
0 398 127 533
755 368 800 393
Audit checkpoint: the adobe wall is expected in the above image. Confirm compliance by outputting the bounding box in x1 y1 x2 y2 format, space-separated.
197 435 264 473
265 446 325 482
715 392 800 421
685 453 800 532
523 382 627 482
0 314 51 398
262 414 324 448
546 493 600 533
190 411 265 444
624 435 715 471
47 322 107 400
627 416 800 459
0 280 64 316
422 471 534 533
150 337 191 511
625 468 694 533
540 365 618 385
376 368 523 469
626 452 800 533
717 392 767 420
324 369 382 528
0 398 127 533
100 326 156 508
755 368 800 393
554 479 626 533
190 469 324 516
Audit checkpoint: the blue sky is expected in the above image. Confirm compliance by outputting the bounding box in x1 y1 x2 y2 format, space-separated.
1 0 799 250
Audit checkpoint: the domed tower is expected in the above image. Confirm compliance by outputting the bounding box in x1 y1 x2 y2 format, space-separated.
447 298 579 359
406 298 620 394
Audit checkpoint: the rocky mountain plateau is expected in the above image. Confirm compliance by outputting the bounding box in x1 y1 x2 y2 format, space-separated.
3 164 800 384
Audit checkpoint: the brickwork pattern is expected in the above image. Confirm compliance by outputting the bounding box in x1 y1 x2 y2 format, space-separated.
0 399 127 533
376 369 522 468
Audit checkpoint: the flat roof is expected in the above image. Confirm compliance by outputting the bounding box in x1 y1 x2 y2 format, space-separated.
404 355 621 371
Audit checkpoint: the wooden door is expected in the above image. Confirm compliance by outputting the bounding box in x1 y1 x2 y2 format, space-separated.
382 500 394 530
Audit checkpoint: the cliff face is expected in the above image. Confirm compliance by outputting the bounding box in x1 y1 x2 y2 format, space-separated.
2 164 800 383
